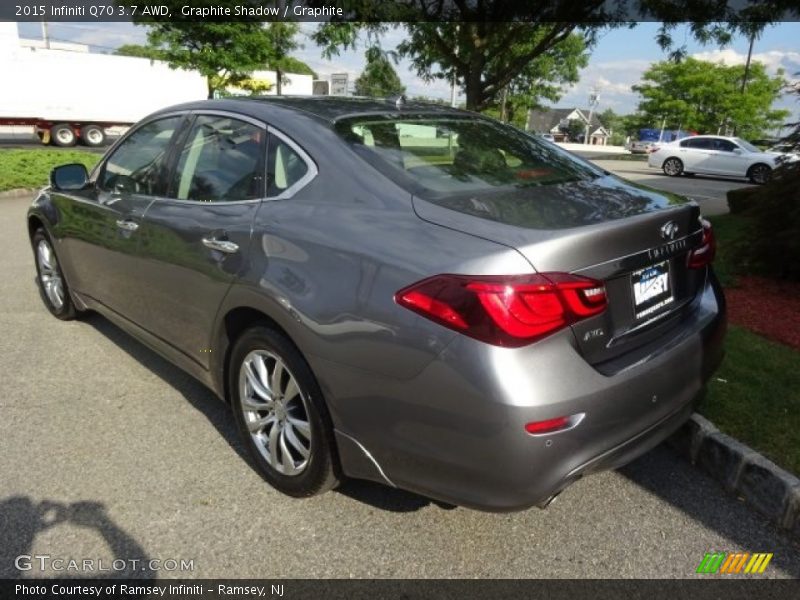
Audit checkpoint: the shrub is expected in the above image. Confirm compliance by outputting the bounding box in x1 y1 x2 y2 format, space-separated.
731 163 800 280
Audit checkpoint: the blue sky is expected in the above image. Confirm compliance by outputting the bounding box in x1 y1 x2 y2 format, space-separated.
16 21 800 117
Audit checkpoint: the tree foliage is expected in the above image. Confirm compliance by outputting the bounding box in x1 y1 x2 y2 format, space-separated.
113 44 163 60
354 47 405 98
309 0 797 111
633 58 789 139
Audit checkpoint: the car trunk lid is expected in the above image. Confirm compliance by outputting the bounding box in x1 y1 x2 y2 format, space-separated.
412 174 706 364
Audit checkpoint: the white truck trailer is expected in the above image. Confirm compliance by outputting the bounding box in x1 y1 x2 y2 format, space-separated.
0 23 208 147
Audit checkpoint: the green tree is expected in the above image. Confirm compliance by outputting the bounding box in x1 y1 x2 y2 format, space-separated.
633 58 788 139
113 44 163 60
141 21 281 98
485 33 588 127
354 47 405 98
310 0 794 111
263 22 300 96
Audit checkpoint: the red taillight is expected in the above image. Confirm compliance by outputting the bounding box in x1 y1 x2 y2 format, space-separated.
687 219 716 269
395 273 607 347
524 416 574 435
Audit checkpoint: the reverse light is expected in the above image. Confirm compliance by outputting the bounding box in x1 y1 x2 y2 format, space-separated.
395 273 607 348
687 219 716 269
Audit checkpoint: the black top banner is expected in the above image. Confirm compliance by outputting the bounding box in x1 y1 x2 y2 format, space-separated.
3 1 800 23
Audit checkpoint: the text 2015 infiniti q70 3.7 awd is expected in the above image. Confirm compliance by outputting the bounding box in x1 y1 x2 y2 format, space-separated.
28 97 725 511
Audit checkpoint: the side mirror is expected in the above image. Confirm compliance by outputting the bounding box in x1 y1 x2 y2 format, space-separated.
51 164 89 191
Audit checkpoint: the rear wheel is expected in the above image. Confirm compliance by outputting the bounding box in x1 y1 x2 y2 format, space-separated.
747 163 771 185
51 123 77 147
662 157 683 177
81 125 105 147
31 228 77 320
229 326 339 497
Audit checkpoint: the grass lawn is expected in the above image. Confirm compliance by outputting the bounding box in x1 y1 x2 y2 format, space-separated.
700 325 800 474
0 149 101 192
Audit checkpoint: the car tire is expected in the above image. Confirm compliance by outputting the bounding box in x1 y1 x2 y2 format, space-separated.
31 228 78 320
229 325 340 497
747 163 771 185
662 157 683 177
51 123 77 147
81 125 106 147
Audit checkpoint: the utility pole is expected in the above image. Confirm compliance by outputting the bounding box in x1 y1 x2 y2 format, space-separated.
740 30 756 94
584 88 599 145
41 21 50 49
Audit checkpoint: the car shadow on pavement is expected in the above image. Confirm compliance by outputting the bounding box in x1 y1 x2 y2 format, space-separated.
620 445 800 578
82 315 455 514
83 315 251 464
0 495 156 583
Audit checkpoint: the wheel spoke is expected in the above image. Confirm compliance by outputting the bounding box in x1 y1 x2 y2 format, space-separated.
252 353 270 392
241 393 272 413
283 377 299 402
244 361 272 401
278 428 297 474
247 413 275 433
284 422 310 458
267 423 280 469
287 415 311 439
271 360 285 396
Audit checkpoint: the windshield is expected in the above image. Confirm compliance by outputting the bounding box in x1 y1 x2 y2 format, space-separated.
334 115 602 199
734 138 761 153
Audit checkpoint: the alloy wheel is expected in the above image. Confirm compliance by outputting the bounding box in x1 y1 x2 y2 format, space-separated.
663 158 682 176
750 165 770 185
37 239 64 310
238 350 312 476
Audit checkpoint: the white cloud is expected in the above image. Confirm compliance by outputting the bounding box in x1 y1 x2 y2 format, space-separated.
691 48 800 74
558 59 649 113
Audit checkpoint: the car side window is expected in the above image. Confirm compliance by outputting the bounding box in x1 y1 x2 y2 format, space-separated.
713 139 737 152
170 115 266 202
266 134 310 197
98 116 182 195
686 138 712 150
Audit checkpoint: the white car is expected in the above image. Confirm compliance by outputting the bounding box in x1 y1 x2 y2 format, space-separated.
647 135 779 184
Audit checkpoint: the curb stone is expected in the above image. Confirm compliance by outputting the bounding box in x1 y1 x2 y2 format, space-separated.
668 413 800 538
0 188 38 199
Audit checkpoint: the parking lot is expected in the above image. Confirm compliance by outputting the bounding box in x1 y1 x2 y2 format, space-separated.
1 190 798 579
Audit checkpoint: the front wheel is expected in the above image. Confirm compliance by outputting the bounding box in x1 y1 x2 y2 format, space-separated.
81 125 106 147
229 326 340 497
31 228 77 320
662 157 683 177
747 163 771 185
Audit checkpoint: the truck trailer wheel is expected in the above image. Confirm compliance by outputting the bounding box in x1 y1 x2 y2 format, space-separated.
51 123 77 147
81 125 106 147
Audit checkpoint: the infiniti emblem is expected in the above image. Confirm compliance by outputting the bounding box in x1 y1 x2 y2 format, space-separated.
659 221 679 240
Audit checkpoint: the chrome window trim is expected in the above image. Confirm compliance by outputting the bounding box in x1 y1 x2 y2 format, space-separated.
266 125 318 200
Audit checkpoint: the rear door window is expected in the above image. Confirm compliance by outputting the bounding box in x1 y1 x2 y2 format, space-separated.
266 134 311 197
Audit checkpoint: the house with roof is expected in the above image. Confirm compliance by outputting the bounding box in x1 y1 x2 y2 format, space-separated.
526 107 610 145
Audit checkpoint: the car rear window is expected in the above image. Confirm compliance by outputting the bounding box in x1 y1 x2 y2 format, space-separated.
334 115 601 199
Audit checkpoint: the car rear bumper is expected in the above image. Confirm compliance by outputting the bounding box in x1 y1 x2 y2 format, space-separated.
314 271 726 511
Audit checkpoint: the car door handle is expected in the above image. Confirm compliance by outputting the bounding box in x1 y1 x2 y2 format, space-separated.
202 236 239 254
115 219 139 232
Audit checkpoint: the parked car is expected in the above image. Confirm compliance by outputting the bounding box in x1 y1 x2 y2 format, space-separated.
628 140 656 154
766 143 800 165
28 97 725 511
539 133 555 142
648 135 779 183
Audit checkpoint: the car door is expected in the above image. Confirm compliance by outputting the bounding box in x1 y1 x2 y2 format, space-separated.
707 138 748 176
679 138 715 173
57 114 188 323
134 112 266 365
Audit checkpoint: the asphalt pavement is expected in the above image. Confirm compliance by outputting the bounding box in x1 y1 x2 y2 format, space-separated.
591 159 750 216
1 191 798 580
